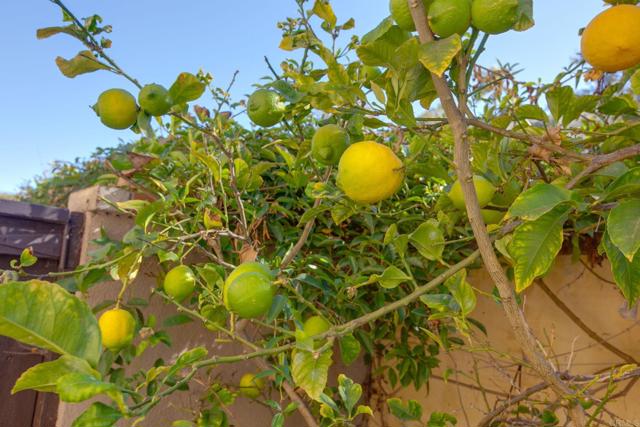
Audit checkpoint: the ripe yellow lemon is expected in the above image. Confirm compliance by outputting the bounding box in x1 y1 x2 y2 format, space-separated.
238 373 265 398
428 0 472 38
448 175 496 210
471 0 519 35
138 84 172 116
581 5 640 72
164 265 196 302
337 141 404 204
224 272 274 319
303 316 331 338
247 89 285 127
99 308 136 351
390 0 431 31
96 89 138 130
311 124 349 165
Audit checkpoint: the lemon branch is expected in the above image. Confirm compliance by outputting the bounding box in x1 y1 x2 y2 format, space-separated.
407 1 587 425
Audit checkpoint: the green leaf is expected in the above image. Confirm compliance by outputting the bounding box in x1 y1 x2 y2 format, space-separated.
427 412 457 427
169 72 205 105
418 34 462 77
507 183 572 221
361 17 394 44
445 270 476 316
312 0 337 29
603 231 640 305
387 398 423 421
57 372 117 403
605 167 640 201
55 51 110 78
292 349 333 401
19 247 38 267
71 402 121 427
338 334 361 366
13 355 98 394
36 25 83 40
508 205 571 292
515 104 547 122
378 265 411 289
632 70 640 95
356 40 396 66
545 86 573 122
513 0 535 31
271 413 285 427
0 280 101 367
409 219 444 261
338 374 362 415
608 199 640 261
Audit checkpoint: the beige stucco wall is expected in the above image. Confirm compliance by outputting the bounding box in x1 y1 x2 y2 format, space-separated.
59 186 640 426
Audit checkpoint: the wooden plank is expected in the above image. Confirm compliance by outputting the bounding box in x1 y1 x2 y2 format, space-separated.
0 200 70 225
64 212 85 270
0 217 64 259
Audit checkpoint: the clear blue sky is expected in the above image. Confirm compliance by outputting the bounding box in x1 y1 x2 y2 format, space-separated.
0 0 606 194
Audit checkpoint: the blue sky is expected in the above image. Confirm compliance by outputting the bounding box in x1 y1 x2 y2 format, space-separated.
0 0 606 194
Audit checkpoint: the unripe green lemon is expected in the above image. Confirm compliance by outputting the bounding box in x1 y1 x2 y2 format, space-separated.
224 272 274 319
337 141 404 204
471 0 519 34
481 209 505 225
239 373 265 398
138 84 172 116
311 124 349 165
96 89 138 130
99 308 136 351
390 0 431 31
247 89 285 127
303 315 331 338
223 262 273 308
448 175 496 210
428 0 472 38
164 265 197 302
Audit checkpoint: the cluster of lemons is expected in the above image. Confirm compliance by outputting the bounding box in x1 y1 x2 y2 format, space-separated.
94 83 172 130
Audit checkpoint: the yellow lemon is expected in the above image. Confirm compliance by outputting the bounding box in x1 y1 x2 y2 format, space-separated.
239 373 265 398
337 141 404 204
98 308 136 351
95 89 138 130
581 5 640 72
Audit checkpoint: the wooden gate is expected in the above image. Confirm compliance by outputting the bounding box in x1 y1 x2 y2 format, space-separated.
0 199 84 427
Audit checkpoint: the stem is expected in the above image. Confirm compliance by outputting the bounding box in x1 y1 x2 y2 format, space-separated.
407 1 586 425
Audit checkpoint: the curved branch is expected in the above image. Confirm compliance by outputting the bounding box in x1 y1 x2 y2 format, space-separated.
407 2 585 424
567 143 640 189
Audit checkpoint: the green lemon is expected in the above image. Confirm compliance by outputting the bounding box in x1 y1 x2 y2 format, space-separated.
224 272 274 319
448 175 496 210
303 315 331 338
95 89 138 130
247 89 285 127
471 0 519 34
390 0 431 31
164 265 197 302
311 124 350 165
138 84 172 116
223 262 273 309
428 0 472 38
238 373 265 398
99 308 136 351
481 208 505 225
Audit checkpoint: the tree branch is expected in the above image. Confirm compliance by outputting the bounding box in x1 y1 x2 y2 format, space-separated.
407 2 585 424
567 143 640 189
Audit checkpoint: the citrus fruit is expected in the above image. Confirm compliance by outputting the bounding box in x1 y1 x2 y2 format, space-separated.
428 0 471 38
390 0 431 31
580 5 640 72
99 308 136 351
138 83 172 116
471 0 519 34
337 141 404 204
311 124 349 165
164 265 196 302
238 373 265 398
247 89 285 127
200 305 228 331
448 175 496 210
481 208 505 225
224 272 274 319
95 89 138 130
224 262 273 298
303 315 331 338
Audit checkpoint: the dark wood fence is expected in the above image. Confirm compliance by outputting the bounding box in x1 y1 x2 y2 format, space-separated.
0 199 84 427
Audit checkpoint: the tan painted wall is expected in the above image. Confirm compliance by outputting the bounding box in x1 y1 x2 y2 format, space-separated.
58 186 640 427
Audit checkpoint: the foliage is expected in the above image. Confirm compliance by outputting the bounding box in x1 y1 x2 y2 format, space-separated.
3 0 640 426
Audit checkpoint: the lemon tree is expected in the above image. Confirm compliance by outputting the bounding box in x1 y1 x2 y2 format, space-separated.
5 0 640 426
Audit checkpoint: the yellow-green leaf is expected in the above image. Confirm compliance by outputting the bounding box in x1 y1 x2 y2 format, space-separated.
418 34 462 77
55 51 110 78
